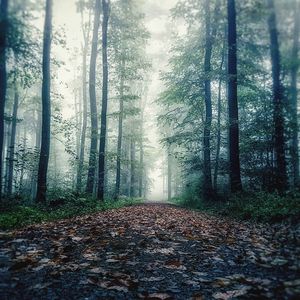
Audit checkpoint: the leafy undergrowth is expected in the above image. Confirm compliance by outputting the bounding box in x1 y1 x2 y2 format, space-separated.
0 197 142 230
0 204 299 299
172 192 300 223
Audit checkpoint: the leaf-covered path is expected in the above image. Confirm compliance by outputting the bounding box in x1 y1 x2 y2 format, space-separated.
0 204 299 299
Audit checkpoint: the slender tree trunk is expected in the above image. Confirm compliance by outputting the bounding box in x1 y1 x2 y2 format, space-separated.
227 0 242 193
214 35 226 190
290 0 300 187
267 0 287 192
19 126 26 193
31 109 41 199
139 138 144 198
76 46 88 192
36 0 52 203
4 115 10 194
35 109 41 149
203 0 213 198
115 58 125 199
167 147 172 201
97 0 110 201
86 0 101 194
0 0 8 200
7 77 19 196
74 90 80 159
2 118 7 190
130 137 135 198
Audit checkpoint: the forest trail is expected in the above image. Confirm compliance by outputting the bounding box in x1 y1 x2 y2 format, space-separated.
0 205 299 299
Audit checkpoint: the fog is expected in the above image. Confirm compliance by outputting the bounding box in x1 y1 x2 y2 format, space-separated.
1 0 298 204
51 0 178 200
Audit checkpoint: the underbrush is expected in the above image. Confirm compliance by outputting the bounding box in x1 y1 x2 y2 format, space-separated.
171 191 300 223
0 196 142 230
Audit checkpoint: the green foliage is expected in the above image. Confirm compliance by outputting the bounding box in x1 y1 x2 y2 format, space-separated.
0 197 143 230
171 191 300 223
223 192 300 223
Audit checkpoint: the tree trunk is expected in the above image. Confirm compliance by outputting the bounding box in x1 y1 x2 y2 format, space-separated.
36 0 52 203
139 138 144 198
19 126 26 193
130 137 136 198
167 147 172 201
214 33 226 191
203 0 213 198
267 0 287 192
76 45 88 192
97 0 110 201
115 58 125 199
290 0 300 187
0 0 8 200
7 77 19 196
86 0 101 194
227 0 242 193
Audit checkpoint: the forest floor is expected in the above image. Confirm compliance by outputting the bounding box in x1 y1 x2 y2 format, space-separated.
0 203 299 299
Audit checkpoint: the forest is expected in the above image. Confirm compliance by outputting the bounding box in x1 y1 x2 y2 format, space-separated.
0 0 300 299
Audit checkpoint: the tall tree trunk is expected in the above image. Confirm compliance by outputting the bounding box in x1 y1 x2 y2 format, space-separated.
227 0 242 193
97 0 110 201
167 146 172 201
130 137 135 198
86 0 101 194
19 126 26 193
214 34 226 190
267 0 287 192
7 76 19 196
203 0 213 198
74 90 80 159
36 0 52 203
139 137 144 198
4 113 10 194
290 0 300 187
115 58 125 199
76 46 88 192
0 0 8 200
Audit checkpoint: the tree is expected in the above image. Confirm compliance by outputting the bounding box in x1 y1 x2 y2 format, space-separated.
267 0 287 192
7 59 19 196
227 0 242 192
202 0 220 197
97 0 110 201
36 0 52 203
0 0 8 200
76 0 92 192
290 0 300 187
115 57 125 199
86 0 101 194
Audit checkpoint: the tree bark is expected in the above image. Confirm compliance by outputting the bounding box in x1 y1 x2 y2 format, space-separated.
97 0 110 201
76 45 88 192
267 0 287 192
130 137 136 198
167 146 172 201
203 0 213 198
86 0 101 194
36 0 52 203
227 0 242 193
0 0 8 200
7 75 19 196
290 0 300 187
115 58 125 199
214 33 226 191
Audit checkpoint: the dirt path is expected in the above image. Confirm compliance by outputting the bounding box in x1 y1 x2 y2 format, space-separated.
0 204 299 299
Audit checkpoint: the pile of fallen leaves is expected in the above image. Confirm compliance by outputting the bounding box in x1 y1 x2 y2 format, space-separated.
0 203 299 299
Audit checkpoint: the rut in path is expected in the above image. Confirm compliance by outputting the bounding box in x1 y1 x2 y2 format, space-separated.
0 204 299 299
